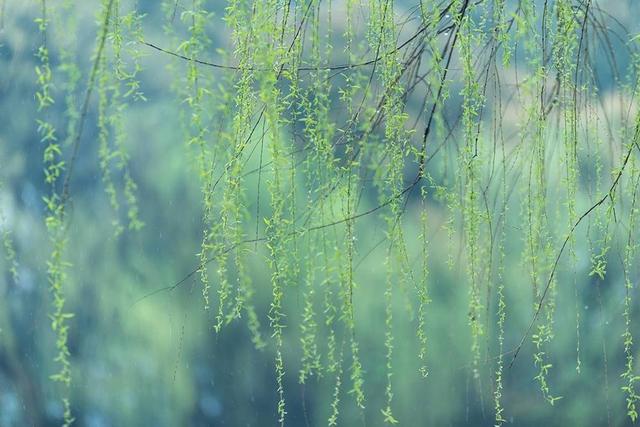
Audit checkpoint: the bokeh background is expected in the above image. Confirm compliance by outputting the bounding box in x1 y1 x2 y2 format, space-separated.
1 1 640 426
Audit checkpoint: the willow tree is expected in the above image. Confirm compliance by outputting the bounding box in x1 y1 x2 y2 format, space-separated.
4 0 640 425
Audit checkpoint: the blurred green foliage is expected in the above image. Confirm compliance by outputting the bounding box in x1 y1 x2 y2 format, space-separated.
1 1 640 426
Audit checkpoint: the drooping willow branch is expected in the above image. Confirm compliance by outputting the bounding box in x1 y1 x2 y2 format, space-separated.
509 131 640 369
60 0 115 209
